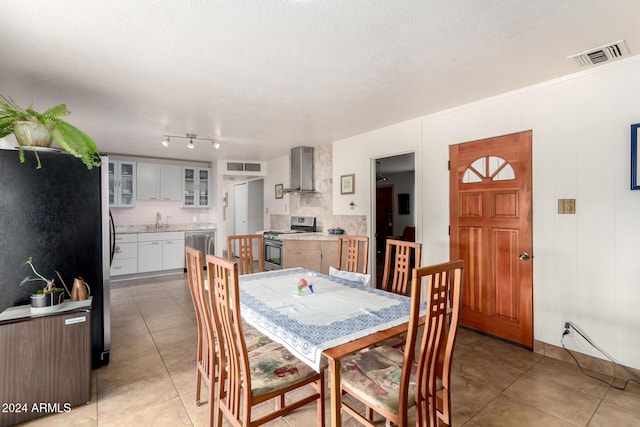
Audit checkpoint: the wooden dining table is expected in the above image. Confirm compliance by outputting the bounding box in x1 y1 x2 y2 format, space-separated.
238 267 420 426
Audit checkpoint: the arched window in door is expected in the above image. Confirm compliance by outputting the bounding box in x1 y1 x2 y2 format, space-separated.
462 155 515 183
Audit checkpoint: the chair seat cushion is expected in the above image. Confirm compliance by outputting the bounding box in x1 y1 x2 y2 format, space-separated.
248 341 320 397
243 321 272 352
341 345 416 415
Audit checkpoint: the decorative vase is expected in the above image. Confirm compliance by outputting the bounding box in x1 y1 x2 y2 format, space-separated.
12 121 54 148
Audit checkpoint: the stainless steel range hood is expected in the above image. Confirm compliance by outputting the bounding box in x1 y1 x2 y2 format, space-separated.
284 146 316 194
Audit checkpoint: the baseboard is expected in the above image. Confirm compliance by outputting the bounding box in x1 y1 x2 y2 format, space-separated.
534 339 640 382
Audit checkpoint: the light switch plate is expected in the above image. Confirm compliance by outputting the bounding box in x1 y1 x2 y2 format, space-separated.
558 199 576 214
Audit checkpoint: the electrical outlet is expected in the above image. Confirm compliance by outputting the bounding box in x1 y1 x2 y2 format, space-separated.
562 321 572 337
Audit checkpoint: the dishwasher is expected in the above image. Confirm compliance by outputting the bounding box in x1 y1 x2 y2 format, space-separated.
185 230 216 266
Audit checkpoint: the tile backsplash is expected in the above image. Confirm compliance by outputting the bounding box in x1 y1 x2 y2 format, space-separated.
111 201 215 226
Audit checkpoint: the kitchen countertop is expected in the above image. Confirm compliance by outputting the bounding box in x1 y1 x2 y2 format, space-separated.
116 223 216 234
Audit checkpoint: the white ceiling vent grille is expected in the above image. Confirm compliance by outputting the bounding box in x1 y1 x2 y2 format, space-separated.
568 40 629 67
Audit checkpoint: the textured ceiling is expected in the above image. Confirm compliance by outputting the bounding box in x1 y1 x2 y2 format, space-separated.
1 1 639 164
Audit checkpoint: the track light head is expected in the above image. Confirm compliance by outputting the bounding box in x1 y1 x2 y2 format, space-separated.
161 136 170 147
187 139 194 149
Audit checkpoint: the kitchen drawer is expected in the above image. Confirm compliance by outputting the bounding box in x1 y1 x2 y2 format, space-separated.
113 242 137 260
115 233 137 244
110 258 137 276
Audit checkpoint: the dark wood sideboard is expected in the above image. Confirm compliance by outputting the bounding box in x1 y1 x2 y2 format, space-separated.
0 306 91 426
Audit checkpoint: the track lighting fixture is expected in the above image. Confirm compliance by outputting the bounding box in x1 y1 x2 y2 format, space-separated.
161 133 220 150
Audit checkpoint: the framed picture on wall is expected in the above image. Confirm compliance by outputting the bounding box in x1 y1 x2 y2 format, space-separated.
341 174 355 194
275 183 284 199
632 123 640 190
398 193 410 214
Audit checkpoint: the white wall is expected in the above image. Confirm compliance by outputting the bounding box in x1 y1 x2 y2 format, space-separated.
333 56 640 370
264 155 291 224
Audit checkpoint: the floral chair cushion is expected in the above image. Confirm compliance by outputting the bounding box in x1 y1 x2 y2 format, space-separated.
329 266 371 286
341 345 417 415
248 341 320 397
243 321 272 352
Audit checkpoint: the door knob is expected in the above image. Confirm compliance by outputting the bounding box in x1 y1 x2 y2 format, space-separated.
519 252 530 260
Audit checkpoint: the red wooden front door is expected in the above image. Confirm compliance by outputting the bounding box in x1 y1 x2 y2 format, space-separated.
449 130 533 348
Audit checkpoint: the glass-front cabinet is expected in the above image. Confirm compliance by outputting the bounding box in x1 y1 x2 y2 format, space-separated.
183 167 211 207
109 160 136 207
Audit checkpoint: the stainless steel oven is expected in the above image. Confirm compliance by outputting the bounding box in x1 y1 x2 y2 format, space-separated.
264 237 283 271
263 216 316 271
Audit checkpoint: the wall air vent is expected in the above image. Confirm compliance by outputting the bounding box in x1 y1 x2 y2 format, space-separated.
226 162 244 171
218 160 266 177
568 40 629 67
243 163 261 172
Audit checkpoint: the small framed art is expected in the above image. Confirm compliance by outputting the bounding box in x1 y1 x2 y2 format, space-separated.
275 183 284 199
632 123 640 190
341 174 355 194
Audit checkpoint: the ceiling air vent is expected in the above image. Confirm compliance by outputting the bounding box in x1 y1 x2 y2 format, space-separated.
568 40 629 67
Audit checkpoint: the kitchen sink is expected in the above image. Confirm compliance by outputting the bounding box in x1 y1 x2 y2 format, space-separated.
144 224 172 232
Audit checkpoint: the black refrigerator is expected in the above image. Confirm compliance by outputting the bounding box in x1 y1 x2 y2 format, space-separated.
0 148 111 368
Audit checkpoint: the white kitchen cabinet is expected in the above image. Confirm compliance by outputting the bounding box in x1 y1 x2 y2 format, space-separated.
138 240 163 273
162 238 186 270
136 162 160 201
160 165 183 201
183 167 211 207
110 233 138 276
109 161 136 207
137 163 182 202
138 231 185 273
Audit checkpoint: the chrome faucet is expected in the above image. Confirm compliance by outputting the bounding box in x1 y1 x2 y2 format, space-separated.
155 212 161 229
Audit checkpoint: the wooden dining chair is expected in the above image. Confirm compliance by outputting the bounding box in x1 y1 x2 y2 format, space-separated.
227 234 265 275
185 246 217 420
416 260 464 427
339 260 463 427
381 238 422 296
337 235 369 274
186 246 272 426
206 254 326 427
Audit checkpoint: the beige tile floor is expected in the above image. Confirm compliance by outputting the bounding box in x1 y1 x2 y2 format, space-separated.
20 273 640 426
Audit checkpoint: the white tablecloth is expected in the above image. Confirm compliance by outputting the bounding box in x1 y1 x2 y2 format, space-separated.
239 268 418 372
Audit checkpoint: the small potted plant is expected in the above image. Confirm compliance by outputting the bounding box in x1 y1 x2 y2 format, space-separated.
0 95 101 170
21 257 66 312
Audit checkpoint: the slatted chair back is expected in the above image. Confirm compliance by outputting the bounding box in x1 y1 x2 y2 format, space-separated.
227 234 265 275
185 246 217 417
337 235 369 274
415 260 464 427
381 239 422 295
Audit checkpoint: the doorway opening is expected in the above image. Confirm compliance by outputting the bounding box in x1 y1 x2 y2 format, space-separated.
372 152 415 288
